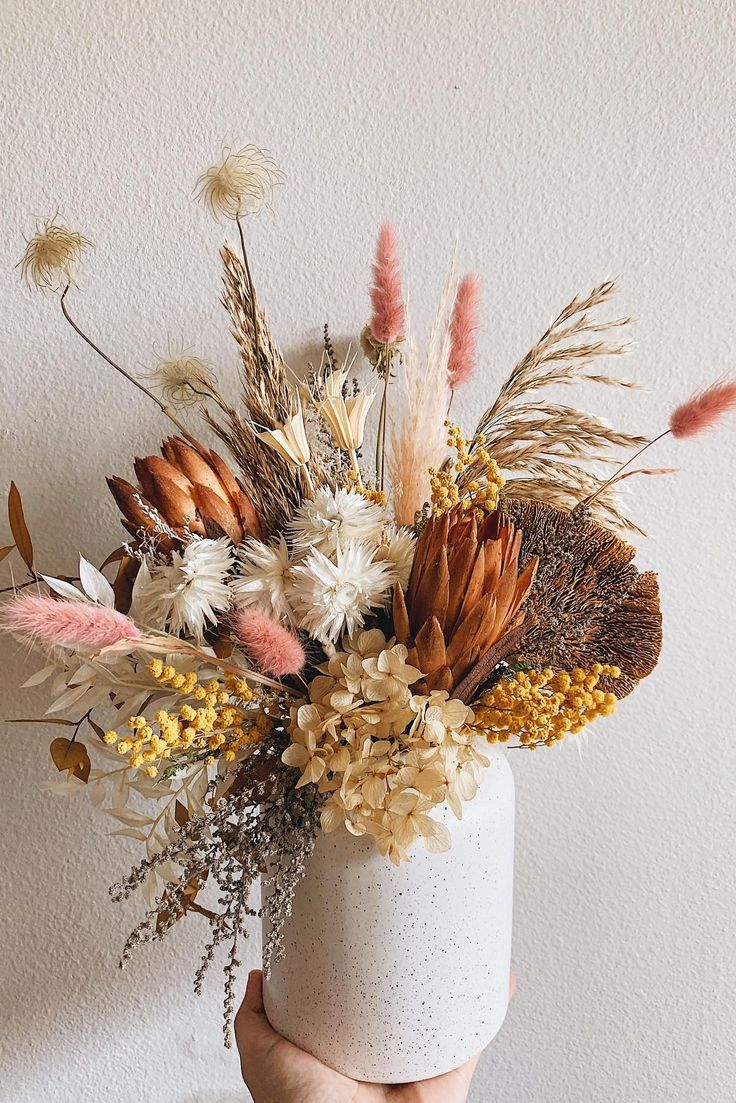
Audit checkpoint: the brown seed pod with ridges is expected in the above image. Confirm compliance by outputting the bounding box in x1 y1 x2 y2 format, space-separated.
504 499 663 697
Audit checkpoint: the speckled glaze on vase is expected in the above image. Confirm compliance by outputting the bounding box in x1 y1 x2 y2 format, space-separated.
262 746 514 1084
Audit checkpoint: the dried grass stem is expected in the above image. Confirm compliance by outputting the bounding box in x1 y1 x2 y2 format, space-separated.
59 286 188 433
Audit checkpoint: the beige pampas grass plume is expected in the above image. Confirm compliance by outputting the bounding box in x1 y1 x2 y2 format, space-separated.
194 145 284 221
388 271 454 526
19 218 90 290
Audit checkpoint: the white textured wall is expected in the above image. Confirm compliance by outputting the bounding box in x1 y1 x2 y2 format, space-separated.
2 2 735 1100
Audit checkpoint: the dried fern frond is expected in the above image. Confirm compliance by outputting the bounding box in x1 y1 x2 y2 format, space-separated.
205 247 328 533
463 281 649 532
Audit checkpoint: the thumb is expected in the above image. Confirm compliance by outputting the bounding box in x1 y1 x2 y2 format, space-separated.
235 970 277 1058
242 969 266 1014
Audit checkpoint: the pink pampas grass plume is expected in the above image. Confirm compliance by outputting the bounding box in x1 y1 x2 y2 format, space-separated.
1 592 140 648
448 273 480 390
231 609 305 678
669 379 736 439
369 222 405 344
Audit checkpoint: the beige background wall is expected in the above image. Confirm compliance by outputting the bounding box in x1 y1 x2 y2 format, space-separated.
1 2 735 1100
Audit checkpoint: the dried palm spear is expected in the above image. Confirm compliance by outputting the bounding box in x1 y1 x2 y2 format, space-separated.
505 499 662 697
393 508 538 701
108 435 262 552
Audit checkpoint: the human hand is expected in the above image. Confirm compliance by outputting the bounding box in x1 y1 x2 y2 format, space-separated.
235 970 481 1103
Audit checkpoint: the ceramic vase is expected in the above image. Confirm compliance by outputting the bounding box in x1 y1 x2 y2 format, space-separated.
262 746 515 1084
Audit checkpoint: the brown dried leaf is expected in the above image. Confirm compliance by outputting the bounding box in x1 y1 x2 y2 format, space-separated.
8 483 33 569
50 737 91 782
87 717 108 743
9 717 76 726
0 544 15 562
100 546 126 569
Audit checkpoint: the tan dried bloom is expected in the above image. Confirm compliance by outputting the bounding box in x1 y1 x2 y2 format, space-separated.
282 629 490 863
149 354 218 407
317 368 376 452
256 408 311 468
19 219 90 290
194 145 284 221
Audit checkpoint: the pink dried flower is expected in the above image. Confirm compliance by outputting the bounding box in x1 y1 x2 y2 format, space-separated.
369 222 405 345
1 592 140 647
231 609 305 677
669 380 736 439
448 274 480 390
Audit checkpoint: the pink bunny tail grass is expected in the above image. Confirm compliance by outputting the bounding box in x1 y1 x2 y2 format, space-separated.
670 379 736 439
231 609 305 678
448 273 481 390
0 592 140 648
369 222 405 344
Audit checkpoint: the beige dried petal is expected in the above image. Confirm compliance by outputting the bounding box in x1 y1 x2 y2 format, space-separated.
256 409 311 467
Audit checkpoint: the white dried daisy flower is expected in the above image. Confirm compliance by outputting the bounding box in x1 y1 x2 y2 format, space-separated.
230 536 293 622
289 487 387 557
149 353 218 407
373 524 416 589
132 536 234 642
194 145 284 221
19 219 90 290
287 540 393 644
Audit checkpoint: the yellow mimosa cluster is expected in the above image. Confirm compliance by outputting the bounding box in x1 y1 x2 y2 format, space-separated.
429 424 505 518
103 660 271 776
474 664 621 748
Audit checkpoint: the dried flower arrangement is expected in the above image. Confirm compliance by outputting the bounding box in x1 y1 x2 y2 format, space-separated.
4 144 735 1044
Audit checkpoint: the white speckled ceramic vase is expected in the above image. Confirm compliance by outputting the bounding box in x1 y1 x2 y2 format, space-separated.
262 746 514 1084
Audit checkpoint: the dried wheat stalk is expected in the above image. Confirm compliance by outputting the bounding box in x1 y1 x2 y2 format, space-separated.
205 247 327 533
462 281 650 533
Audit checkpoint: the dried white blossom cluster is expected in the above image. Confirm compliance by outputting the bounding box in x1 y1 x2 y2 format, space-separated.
231 488 415 645
132 536 235 642
283 629 490 864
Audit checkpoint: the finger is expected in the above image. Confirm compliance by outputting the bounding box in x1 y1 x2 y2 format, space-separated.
461 1050 482 1080
509 971 517 1000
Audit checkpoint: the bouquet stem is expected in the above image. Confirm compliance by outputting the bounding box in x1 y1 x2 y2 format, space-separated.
59 286 188 433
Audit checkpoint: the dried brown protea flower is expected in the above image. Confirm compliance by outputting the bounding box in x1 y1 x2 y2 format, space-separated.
108 435 262 551
504 500 662 697
393 508 538 700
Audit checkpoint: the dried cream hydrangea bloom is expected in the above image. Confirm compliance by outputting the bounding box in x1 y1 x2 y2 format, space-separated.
194 145 284 221
19 218 90 290
283 629 490 864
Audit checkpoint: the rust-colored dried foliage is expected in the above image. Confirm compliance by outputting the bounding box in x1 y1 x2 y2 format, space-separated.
393 508 538 701
108 435 262 553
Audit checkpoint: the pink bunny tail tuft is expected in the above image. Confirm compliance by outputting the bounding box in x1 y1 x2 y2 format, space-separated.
670 380 736 439
369 222 405 345
448 273 481 390
232 609 305 677
1 592 140 647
